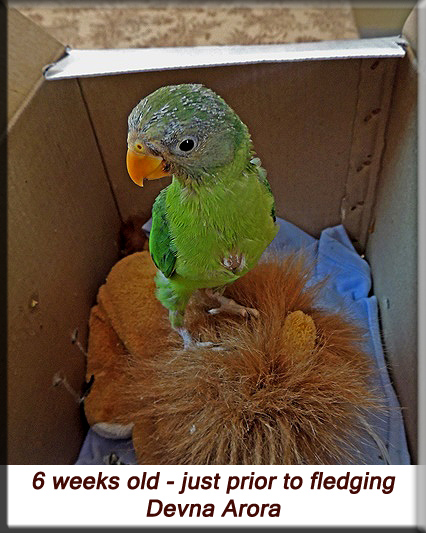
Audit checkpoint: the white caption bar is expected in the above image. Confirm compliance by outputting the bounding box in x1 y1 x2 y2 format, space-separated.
8 465 416 527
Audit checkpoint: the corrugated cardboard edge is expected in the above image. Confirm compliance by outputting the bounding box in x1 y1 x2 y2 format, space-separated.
43 36 406 81
402 6 417 58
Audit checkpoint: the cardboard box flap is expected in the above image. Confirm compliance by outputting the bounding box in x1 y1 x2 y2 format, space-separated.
366 49 418 460
44 36 406 80
7 75 122 464
7 9 65 126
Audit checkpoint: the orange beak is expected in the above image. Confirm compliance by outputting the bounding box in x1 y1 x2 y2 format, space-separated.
126 148 170 187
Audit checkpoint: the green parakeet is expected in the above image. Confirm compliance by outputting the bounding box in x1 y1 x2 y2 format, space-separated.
126 83 278 347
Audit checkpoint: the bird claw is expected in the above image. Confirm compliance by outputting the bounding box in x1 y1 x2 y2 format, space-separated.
197 342 225 352
191 339 225 352
176 328 223 351
194 340 219 349
208 300 259 318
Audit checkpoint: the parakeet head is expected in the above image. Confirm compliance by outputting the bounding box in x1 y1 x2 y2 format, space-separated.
126 83 251 186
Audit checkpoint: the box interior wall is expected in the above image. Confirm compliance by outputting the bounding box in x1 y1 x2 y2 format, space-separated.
7 9 418 464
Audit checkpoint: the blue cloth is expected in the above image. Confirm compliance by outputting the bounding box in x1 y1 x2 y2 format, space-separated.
76 217 410 465
76 431 137 465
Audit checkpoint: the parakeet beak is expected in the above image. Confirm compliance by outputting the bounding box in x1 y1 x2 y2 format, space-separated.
126 147 170 187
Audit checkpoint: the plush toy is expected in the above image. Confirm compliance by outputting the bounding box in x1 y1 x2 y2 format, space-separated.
84 248 170 438
84 245 383 464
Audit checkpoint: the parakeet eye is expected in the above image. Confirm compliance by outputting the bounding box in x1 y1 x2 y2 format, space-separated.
134 142 144 152
178 138 196 152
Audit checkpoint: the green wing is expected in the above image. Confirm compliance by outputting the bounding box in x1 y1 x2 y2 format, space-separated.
149 188 177 278
253 158 276 222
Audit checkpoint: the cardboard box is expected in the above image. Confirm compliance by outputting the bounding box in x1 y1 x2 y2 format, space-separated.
7 8 417 464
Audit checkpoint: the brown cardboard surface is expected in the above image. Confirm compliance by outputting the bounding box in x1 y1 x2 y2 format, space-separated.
366 53 417 462
7 9 65 126
341 57 398 250
8 78 121 464
80 59 369 238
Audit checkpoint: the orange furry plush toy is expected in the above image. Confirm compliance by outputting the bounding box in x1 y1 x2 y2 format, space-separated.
84 243 383 465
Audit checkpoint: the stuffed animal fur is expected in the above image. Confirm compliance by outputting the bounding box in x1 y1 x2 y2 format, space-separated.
85 247 384 464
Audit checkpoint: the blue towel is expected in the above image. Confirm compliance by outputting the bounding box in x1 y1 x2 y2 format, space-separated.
76 218 410 465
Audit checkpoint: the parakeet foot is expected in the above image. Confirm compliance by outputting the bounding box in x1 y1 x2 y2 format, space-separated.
206 289 260 318
175 328 222 351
